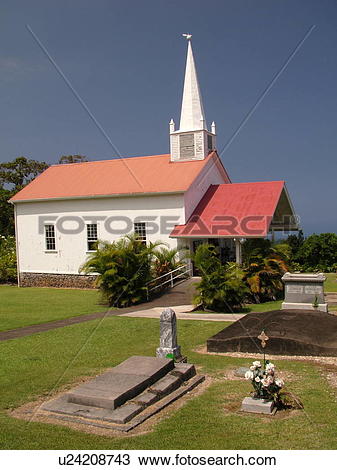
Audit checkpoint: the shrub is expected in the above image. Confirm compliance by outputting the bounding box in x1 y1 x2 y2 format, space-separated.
0 235 17 283
152 247 185 279
80 234 163 307
193 244 247 311
242 239 289 302
244 256 288 302
296 233 337 272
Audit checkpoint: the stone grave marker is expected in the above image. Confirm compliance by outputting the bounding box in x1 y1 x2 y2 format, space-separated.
282 272 328 312
241 397 275 414
156 307 185 361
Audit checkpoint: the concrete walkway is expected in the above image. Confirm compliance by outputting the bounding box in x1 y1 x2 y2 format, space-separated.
118 305 245 322
326 292 337 305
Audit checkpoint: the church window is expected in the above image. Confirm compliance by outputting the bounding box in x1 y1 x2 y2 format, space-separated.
45 224 56 251
87 224 98 251
134 222 147 244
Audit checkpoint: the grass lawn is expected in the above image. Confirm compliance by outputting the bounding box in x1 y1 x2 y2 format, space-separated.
242 300 282 312
1 314 337 449
1 271 335 331
0 286 282 332
0 286 108 331
325 273 337 292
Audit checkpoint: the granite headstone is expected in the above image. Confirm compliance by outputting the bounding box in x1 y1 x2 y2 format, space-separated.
282 272 328 312
156 308 182 361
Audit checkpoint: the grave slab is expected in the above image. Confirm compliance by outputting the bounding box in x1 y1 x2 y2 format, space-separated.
66 356 174 410
66 374 150 409
149 374 181 396
40 372 206 431
171 363 196 381
131 391 159 406
111 356 174 378
241 397 275 414
207 309 337 356
105 403 144 424
40 356 205 432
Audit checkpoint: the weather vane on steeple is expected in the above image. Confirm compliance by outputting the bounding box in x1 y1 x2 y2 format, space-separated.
182 33 192 40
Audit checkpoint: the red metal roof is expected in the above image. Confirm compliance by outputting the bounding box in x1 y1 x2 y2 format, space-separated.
170 181 285 238
10 152 217 202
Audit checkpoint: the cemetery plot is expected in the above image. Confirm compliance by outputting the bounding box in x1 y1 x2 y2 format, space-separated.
39 356 203 431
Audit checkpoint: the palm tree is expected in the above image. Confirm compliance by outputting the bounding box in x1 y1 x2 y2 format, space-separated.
152 247 186 277
80 234 163 307
243 242 289 302
192 244 247 311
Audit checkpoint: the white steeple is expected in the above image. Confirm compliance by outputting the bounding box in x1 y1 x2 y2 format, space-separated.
179 38 207 131
170 35 216 162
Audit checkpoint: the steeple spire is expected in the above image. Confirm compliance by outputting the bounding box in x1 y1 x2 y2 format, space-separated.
179 36 207 131
169 35 216 162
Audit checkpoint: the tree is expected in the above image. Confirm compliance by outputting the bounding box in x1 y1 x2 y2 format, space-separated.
0 188 15 236
0 156 49 190
284 230 304 257
58 155 88 164
296 233 337 271
0 157 49 236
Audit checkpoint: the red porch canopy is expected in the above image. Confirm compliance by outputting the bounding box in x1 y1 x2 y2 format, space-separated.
170 181 298 239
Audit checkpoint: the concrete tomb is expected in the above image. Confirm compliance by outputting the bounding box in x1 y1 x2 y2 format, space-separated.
207 309 337 356
282 272 328 313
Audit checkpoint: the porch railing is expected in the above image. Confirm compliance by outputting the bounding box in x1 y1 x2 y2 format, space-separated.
146 263 193 300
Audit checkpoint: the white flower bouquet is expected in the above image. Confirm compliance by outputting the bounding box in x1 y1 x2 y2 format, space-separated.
245 360 284 402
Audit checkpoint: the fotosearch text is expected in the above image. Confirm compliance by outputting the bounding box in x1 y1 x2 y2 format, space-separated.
38 214 300 237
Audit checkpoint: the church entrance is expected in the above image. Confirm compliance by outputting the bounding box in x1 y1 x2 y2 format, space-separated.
190 238 236 276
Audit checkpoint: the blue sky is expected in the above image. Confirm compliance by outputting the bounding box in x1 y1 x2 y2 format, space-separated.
1 0 336 234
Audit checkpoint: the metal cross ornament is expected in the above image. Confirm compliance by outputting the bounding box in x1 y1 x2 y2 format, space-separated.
258 330 269 349
258 330 269 368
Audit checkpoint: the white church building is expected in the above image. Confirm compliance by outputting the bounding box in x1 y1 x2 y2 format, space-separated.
10 38 298 288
